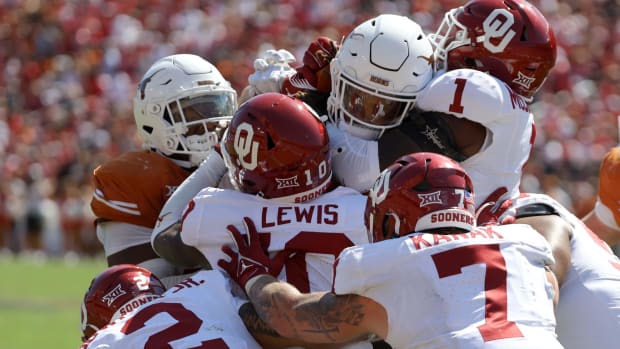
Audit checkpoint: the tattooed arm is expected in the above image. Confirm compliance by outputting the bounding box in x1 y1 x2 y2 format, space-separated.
240 302 301 348
245 274 388 344
218 217 388 345
241 300 388 349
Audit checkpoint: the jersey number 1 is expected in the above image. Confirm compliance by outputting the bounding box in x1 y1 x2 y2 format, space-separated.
449 78 467 114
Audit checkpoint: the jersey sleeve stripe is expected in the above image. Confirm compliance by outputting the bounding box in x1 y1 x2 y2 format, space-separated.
93 190 141 216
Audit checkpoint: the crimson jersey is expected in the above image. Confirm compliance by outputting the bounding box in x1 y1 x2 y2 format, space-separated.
80 270 261 349
91 150 190 228
502 193 620 349
333 224 561 348
180 186 369 293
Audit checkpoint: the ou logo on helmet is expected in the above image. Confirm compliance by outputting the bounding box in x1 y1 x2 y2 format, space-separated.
478 9 516 53
234 122 259 170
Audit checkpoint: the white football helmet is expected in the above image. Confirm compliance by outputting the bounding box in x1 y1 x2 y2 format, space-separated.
133 54 237 168
327 14 434 140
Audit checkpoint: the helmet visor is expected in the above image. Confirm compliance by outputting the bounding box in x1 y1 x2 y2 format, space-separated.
341 80 410 127
163 91 235 163
171 91 236 123
167 91 235 137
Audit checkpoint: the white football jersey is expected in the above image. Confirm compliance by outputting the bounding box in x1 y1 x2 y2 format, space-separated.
333 224 561 349
81 270 261 349
416 69 535 206
180 186 370 292
326 69 534 205
327 122 381 193
504 193 620 349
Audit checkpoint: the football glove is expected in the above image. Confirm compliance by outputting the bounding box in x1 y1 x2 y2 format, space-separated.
247 49 297 97
218 217 292 293
476 187 516 226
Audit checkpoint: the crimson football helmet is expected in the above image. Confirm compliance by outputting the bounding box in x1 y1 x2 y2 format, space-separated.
431 0 556 100
365 152 475 242
80 264 165 341
221 93 332 203
134 54 237 168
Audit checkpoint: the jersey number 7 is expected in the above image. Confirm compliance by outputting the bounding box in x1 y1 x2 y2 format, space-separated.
432 243 524 342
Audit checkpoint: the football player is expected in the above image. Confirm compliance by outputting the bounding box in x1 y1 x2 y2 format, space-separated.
428 1 620 347
151 93 385 348
430 0 555 102
374 44 618 349
243 2 556 194
219 152 562 348
487 184 620 349
90 54 237 286
391 1 620 347
80 264 166 342
240 2 620 347
153 92 369 293
376 0 557 200
331 0 567 289
80 264 267 348
240 14 436 192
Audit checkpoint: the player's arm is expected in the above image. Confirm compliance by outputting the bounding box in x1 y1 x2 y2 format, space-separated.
515 214 571 286
218 217 387 344
244 274 387 344
240 302 371 349
476 189 572 286
152 221 210 269
151 150 226 268
97 221 161 266
582 208 620 246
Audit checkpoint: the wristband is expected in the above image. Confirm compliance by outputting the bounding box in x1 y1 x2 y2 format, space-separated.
244 274 266 295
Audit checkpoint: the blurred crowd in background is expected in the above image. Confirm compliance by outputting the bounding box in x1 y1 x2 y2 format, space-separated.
0 0 619 258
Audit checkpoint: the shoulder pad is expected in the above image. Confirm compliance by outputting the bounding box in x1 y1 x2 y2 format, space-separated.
515 203 559 218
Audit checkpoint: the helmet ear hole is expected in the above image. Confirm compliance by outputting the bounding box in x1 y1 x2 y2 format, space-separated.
381 214 395 239
464 57 477 67
142 125 154 135
242 179 257 190
266 133 276 150
520 26 528 41
412 181 431 192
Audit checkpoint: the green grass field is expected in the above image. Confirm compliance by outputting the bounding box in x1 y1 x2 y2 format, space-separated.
0 253 106 349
